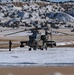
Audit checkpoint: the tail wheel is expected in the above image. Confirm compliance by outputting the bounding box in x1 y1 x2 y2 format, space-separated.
20 43 24 48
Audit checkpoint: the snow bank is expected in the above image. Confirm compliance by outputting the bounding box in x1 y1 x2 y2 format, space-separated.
57 41 74 46
48 12 74 22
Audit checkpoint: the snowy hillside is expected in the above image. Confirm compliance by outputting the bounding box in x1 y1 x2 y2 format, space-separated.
66 7 74 17
0 2 74 28
47 12 74 22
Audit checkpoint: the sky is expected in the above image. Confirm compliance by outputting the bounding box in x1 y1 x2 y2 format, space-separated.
1 0 72 2
50 0 70 2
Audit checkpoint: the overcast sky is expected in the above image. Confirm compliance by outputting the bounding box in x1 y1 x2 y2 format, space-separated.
50 0 71 2
1 0 72 2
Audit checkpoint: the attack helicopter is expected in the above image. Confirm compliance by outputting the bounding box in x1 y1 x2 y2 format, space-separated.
19 26 56 50
3 24 72 51
4 25 56 51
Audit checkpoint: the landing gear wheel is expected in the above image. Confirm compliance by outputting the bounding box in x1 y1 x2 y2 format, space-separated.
20 44 24 48
20 42 24 48
33 46 36 50
40 47 43 50
29 48 31 51
39 46 43 50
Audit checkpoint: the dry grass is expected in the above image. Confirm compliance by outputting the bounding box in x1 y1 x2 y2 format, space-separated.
0 43 20 49
52 35 74 42
0 34 74 48
57 44 74 47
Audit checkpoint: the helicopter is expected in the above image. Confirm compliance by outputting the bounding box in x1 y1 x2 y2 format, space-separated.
2 24 73 51
19 26 56 51
3 23 73 51
3 25 56 51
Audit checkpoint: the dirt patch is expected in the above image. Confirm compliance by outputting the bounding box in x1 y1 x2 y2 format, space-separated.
0 67 74 75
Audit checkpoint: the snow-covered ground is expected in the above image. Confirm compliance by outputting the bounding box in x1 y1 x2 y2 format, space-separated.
0 47 74 67
57 41 74 46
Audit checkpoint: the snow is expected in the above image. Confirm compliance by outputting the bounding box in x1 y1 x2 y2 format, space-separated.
48 12 74 22
0 47 74 66
57 41 74 46
0 2 73 28
13 6 22 11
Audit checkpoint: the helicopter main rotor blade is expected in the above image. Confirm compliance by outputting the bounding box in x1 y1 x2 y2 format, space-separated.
4 29 26 36
52 30 73 35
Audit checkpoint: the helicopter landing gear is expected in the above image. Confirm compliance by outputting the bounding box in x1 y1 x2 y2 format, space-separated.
29 46 37 51
20 43 24 48
45 46 47 50
41 48 43 50
33 46 36 50
29 47 31 51
39 46 43 50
